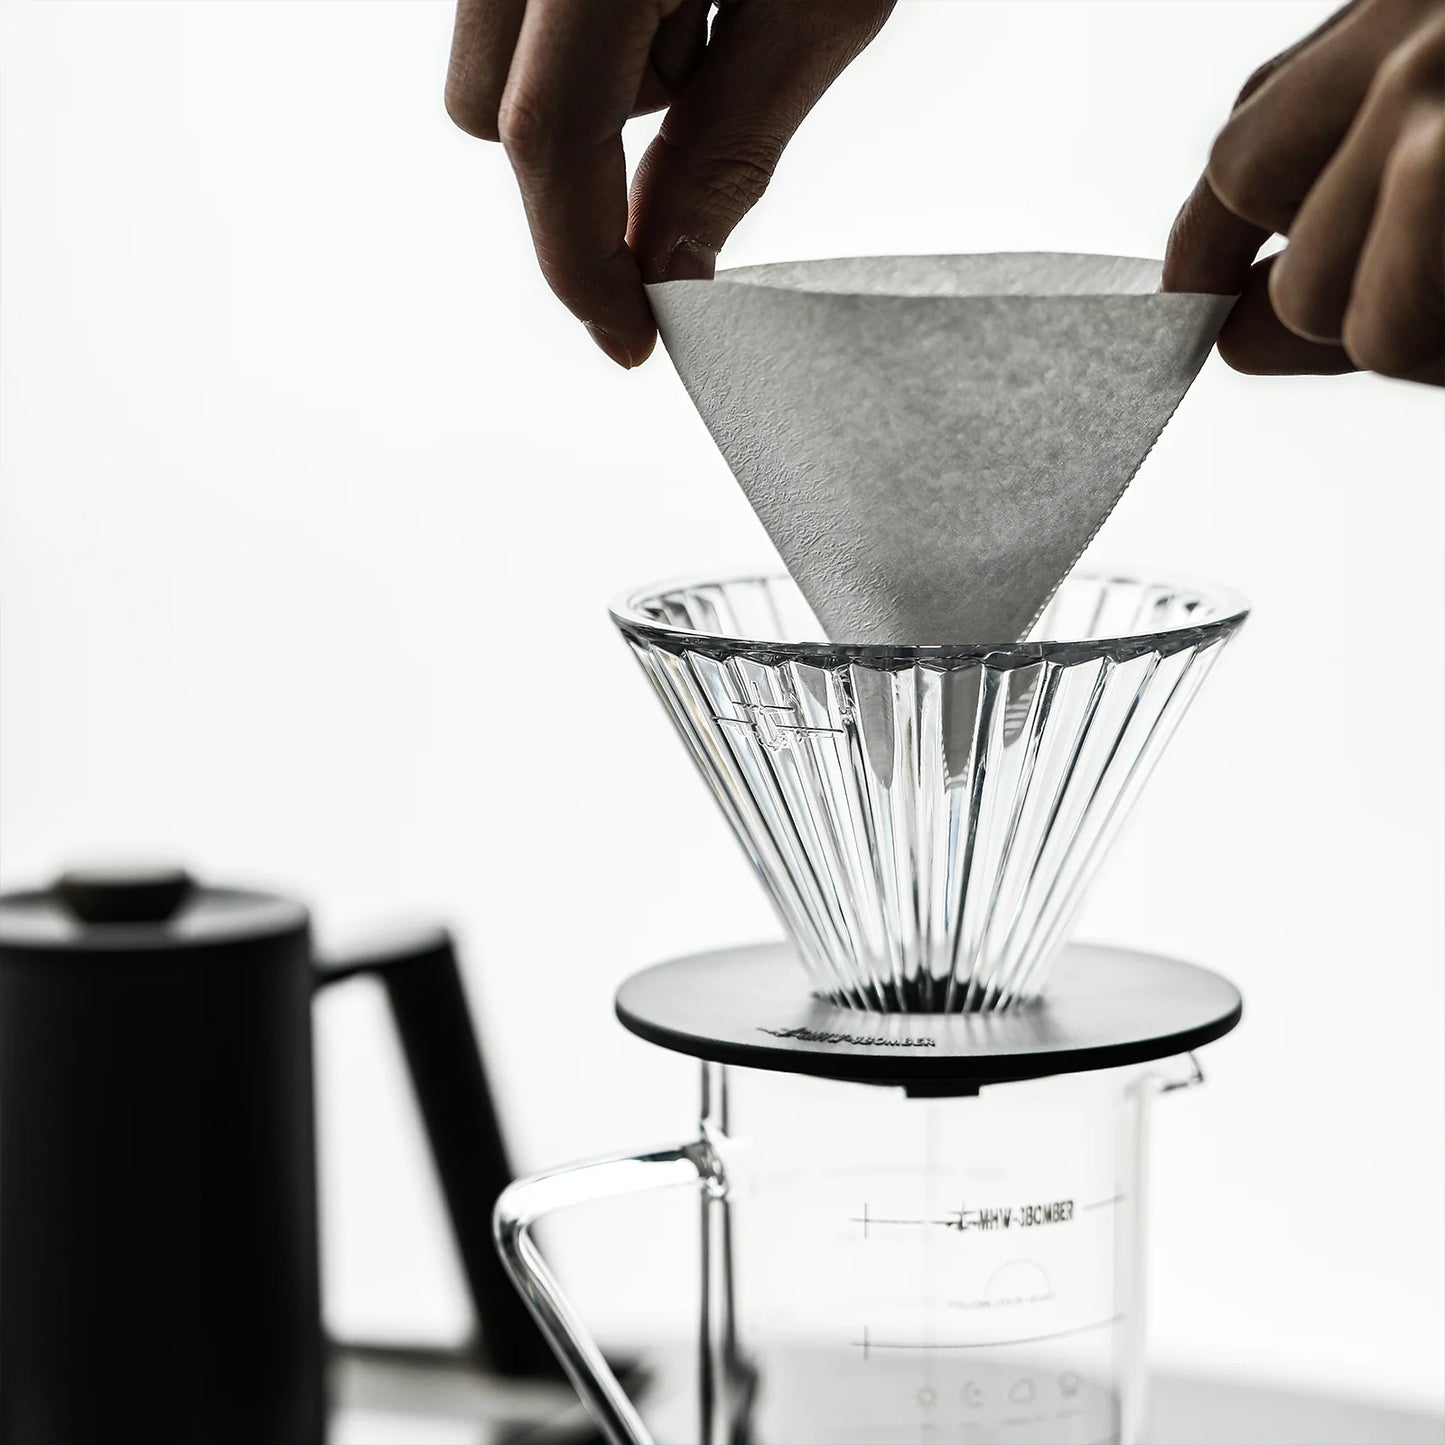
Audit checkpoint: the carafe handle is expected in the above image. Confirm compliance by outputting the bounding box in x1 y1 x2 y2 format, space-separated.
494 1141 720 1445
1156 1051 1206 1094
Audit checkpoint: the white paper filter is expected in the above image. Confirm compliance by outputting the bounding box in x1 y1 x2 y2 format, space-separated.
649 254 1233 645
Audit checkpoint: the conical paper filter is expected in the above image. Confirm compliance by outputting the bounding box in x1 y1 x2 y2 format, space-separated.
649 254 1233 645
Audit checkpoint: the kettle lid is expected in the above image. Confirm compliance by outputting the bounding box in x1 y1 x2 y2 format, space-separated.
0 864 307 955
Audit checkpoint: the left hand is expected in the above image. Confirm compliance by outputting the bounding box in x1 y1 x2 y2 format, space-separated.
1164 0 1444 386
444 0 894 369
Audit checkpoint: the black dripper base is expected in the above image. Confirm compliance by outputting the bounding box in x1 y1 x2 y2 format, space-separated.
615 941 1242 1093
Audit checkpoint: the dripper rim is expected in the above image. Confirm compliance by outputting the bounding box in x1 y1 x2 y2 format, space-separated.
609 567 1251 666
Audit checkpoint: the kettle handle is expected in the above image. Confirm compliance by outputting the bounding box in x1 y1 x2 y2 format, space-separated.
314 927 557 1377
494 1141 719 1445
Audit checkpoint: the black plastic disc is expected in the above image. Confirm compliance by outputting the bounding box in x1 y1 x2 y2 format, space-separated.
615 942 1242 1091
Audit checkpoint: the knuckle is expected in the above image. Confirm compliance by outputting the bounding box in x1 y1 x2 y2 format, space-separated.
496 88 563 171
1207 127 1276 228
1394 102 1445 177
1376 17 1445 102
1234 57 1280 109
1373 42 1422 105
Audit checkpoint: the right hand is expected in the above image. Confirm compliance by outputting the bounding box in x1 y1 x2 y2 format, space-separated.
1164 0 1444 385
445 0 895 369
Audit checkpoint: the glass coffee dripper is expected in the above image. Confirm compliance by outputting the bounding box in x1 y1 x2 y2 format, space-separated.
611 571 1247 1011
495 571 1248 1445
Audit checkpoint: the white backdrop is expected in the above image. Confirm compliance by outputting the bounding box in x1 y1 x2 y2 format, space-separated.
1 0 1441 1418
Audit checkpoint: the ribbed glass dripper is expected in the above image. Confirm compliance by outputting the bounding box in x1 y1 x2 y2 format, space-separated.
611 572 1248 1013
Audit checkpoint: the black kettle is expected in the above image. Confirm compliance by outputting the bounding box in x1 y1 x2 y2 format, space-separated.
0 865 554 1445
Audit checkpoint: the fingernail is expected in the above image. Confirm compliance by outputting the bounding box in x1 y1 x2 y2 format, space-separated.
661 237 717 282
585 322 635 369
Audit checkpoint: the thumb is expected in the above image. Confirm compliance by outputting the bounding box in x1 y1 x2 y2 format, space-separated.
628 0 893 284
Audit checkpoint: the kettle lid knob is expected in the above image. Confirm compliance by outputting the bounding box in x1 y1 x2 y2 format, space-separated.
54 865 195 925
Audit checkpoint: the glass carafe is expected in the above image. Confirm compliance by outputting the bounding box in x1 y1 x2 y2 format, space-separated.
496 1045 1204 1445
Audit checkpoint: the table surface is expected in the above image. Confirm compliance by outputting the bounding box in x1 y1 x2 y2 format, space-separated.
330 1348 1444 1445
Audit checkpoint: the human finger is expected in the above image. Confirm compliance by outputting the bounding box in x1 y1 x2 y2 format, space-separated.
1161 0 1364 293
1207 0 1431 236
1163 0 1368 291
634 0 711 116
445 0 527 141
446 0 707 141
1341 104 1445 382
1215 254 1358 375
628 0 895 284
498 0 679 366
1271 9 1445 343
1162 174 1270 295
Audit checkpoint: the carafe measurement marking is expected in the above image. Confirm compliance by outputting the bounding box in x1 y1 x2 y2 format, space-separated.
854 1313 1123 1360
854 1196 1124 1237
